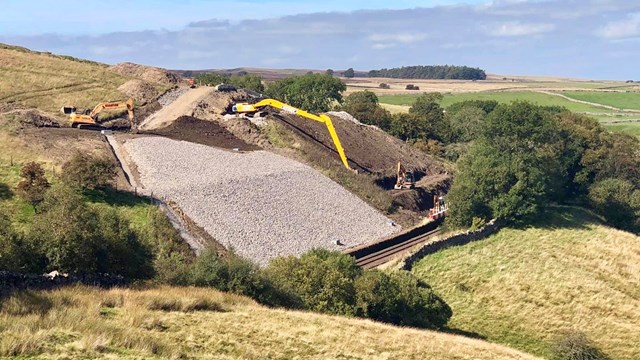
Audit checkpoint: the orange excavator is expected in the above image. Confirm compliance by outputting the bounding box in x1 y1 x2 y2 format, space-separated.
61 98 134 130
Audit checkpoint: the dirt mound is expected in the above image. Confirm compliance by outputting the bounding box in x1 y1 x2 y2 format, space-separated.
146 116 260 151
109 62 179 85
139 87 215 130
273 112 446 175
118 80 160 105
217 116 272 149
2 109 61 128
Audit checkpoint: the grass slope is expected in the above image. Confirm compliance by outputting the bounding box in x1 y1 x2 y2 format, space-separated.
562 91 640 110
413 208 640 360
0 43 128 116
0 286 539 359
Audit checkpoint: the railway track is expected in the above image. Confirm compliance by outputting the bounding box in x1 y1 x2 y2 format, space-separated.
346 222 442 269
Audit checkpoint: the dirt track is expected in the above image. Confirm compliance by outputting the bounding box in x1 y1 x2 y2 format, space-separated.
138 87 215 130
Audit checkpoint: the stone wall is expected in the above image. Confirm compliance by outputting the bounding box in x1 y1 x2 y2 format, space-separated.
401 219 502 271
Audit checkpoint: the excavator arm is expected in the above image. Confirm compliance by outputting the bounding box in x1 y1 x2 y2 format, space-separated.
233 99 352 171
63 98 134 129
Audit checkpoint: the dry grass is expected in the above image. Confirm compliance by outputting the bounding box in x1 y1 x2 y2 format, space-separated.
344 77 625 97
0 46 128 117
413 207 640 359
0 286 539 359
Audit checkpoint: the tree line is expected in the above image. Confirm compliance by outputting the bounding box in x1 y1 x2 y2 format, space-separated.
341 90 640 233
368 65 487 80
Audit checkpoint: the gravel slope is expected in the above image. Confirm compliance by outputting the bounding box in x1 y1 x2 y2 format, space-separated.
123 137 399 264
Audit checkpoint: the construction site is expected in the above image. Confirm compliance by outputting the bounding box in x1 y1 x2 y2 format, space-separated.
2 60 451 267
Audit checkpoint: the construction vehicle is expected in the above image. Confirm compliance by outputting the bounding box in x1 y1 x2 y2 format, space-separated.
428 195 447 220
232 99 351 171
61 98 134 130
394 161 415 189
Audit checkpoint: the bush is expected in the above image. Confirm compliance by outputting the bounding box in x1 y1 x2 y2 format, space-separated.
379 83 390 89
61 152 116 192
188 249 285 306
551 331 610 360
29 185 152 278
355 270 452 328
588 178 640 232
16 162 50 207
342 91 392 130
266 249 362 315
265 74 346 113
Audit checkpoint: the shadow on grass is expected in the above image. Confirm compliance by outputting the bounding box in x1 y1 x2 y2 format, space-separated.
509 206 598 232
0 182 14 200
85 186 153 207
443 327 487 340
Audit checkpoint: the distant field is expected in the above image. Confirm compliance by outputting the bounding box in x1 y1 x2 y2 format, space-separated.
562 91 640 110
379 91 610 113
412 207 640 360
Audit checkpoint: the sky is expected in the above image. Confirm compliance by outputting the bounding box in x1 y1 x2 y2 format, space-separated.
1 0 639 79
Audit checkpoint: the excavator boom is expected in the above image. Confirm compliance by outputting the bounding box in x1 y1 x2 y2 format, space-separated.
233 99 352 171
63 98 134 129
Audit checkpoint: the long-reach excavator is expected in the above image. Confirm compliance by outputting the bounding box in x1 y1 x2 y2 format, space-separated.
232 99 352 171
61 98 134 130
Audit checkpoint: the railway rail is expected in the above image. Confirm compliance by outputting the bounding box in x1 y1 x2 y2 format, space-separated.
345 219 442 269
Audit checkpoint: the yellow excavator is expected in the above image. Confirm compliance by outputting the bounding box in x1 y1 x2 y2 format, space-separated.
232 99 352 171
394 161 415 189
61 98 134 130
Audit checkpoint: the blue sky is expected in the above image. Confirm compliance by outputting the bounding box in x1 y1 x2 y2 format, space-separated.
1 0 639 79
1 0 486 35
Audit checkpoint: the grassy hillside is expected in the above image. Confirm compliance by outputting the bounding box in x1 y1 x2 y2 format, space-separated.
562 91 640 110
0 43 128 116
0 286 539 359
413 208 640 359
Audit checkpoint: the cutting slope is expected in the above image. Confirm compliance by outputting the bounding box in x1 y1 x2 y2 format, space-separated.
138 87 215 130
413 207 640 359
0 286 539 359
123 136 399 264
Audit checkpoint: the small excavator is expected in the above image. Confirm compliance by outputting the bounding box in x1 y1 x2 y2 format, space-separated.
61 98 134 130
232 99 352 171
394 161 415 190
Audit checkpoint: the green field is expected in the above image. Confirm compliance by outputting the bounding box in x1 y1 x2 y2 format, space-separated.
603 122 640 137
562 91 640 110
379 91 612 113
412 207 640 360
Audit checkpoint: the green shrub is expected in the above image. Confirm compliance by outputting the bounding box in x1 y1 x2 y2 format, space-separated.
0 210 44 273
61 152 116 192
588 178 640 232
187 249 284 306
16 162 50 207
355 270 452 329
266 249 362 315
29 185 152 278
551 331 610 360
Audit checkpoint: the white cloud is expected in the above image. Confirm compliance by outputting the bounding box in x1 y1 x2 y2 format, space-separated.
368 33 427 43
597 13 640 39
491 21 555 36
372 43 396 50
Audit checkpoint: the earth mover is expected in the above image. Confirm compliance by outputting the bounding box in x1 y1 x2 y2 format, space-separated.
61 98 134 130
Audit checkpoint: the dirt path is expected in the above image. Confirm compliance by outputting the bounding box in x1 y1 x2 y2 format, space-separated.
537 90 640 113
138 87 215 130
